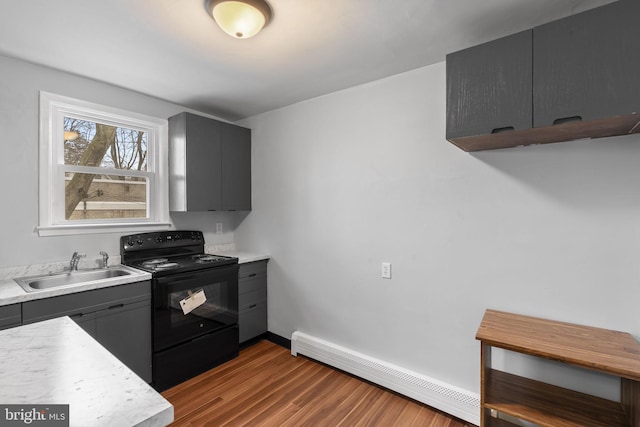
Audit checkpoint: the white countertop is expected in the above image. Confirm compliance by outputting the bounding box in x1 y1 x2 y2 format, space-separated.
0 316 173 427
0 250 267 307
0 264 151 307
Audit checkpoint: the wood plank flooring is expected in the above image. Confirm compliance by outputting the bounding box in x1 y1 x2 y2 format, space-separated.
162 340 471 426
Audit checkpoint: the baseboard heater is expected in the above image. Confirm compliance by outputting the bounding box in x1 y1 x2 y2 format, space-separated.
291 331 480 426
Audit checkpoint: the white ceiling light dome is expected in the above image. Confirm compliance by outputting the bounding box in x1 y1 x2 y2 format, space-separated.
206 0 273 39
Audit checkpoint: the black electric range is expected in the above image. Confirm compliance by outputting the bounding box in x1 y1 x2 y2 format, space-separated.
120 230 239 391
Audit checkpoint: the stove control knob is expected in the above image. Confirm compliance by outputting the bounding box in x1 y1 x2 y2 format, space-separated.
136 239 144 246
127 240 135 247
155 236 163 244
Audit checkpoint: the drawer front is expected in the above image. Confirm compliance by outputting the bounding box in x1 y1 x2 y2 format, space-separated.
239 288 267 310
239 275 266 295
239 304 267 343
238 260 267 280
0 303 21 330
23 281 151 324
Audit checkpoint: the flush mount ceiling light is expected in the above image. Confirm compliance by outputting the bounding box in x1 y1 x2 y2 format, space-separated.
206 0 272 39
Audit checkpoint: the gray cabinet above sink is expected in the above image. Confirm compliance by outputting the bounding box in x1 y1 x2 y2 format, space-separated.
169 112 251 212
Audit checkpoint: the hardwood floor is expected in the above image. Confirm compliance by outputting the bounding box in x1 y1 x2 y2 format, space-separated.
162 340 471 426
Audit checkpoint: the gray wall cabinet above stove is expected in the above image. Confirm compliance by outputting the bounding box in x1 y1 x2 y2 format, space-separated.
169 112 252 212
22 281 152 382
446 0 640 152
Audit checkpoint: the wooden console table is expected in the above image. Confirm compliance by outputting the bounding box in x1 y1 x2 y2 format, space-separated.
476 309 640 427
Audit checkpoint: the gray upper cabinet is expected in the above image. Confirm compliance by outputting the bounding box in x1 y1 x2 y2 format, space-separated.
446 30 533 144
169 112 251 211
533 0 640 127
221 122 252 211
446 0 640 152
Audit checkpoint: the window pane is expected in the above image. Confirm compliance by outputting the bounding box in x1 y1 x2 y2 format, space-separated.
65 173 147 220
64 117 147 171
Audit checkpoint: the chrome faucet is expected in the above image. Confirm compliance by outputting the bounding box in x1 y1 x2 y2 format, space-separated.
100 251 109 268
69 252 85 271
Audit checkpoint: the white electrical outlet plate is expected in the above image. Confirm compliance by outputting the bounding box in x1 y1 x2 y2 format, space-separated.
215 223 223 234
381 262 391 279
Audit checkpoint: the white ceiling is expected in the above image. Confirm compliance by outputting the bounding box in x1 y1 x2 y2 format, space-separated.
0 0 615 121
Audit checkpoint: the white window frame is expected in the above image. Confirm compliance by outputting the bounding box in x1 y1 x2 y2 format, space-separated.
38 91 170 236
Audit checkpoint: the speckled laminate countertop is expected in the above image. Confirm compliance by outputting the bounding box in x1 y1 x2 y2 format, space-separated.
0 316 173 427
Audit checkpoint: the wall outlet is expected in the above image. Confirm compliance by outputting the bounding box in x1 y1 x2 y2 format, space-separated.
381 262 391 279
215 223 223 234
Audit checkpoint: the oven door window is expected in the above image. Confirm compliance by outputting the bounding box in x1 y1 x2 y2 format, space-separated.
153 265 238 352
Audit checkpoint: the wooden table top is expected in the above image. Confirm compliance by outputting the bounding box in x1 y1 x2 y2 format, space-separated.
476 309 640 381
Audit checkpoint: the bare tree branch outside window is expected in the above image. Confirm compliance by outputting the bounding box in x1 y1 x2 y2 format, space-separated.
63 117 148 220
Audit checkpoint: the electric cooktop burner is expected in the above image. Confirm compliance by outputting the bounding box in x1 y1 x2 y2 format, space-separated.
142 258 169 267
154 262 180 270
141 258 181 271
192 254 230 263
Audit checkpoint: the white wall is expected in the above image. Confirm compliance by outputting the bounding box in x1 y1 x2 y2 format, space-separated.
0 54 234 268
237 61 640 396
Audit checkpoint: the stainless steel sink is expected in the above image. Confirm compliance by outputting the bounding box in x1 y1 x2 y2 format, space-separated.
15 266 143 293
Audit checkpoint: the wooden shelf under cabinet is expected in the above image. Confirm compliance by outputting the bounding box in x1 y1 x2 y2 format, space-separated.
476 309 640 427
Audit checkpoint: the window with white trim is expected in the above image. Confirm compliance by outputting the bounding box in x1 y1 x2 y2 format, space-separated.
39 92 170 236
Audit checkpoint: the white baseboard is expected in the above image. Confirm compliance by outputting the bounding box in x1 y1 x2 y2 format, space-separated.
291 331 480 426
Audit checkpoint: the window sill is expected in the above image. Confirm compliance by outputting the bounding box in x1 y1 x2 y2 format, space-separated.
37 222 172 237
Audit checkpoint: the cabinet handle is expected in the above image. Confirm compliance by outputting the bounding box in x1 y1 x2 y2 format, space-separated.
248 273 257 278
108 304 125 310
70 313 84 318
491 126 515 134
553 116 582 125
249 304 257 309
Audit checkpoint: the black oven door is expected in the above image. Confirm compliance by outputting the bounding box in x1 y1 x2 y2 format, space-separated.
153 264 238 352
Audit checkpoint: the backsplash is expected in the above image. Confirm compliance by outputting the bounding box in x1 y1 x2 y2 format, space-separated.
204 243 236 253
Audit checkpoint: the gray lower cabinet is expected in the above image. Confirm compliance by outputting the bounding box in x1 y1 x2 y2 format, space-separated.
238 261 268 343
0 303 21 331
95 300 151 381
22 281 152 382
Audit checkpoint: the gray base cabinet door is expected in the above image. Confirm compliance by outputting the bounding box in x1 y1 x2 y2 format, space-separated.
71 312 97 337
534 0 640 127
238 261 268 343
22 281 152 382
96 300 152 383
0 303 21 331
